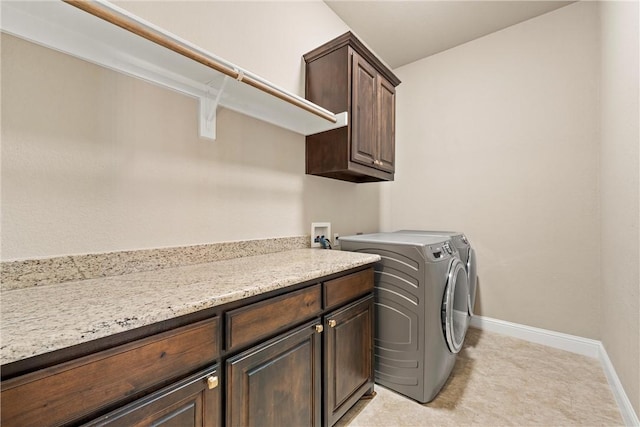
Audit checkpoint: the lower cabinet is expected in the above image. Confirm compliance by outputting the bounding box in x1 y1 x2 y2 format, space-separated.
86 365 221 427
226 321 323 427
226 293 375 427
1 267 374 427
324 295 374 426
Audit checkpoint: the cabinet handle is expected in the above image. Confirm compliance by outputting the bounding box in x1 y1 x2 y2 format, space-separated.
315 324 324 333
207 375 219 390
328 319 337 328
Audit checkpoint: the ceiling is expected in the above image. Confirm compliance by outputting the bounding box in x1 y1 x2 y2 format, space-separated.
324 1 574 69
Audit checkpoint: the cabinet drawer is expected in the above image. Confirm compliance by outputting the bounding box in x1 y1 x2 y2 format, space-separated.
226 284 322 352
85 364 221 427
324 268 374 309
1 317 219 427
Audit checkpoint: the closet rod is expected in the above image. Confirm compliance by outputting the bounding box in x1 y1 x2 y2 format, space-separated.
64 0 338 124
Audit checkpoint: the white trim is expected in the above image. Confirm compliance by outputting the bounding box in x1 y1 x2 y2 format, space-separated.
469 315 600 357
470 315 639 426
0 1 346 139
599 344 640 427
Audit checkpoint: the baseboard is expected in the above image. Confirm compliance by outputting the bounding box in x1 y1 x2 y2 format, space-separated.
599 344 640 427
469 315 600 357
470 315 639 426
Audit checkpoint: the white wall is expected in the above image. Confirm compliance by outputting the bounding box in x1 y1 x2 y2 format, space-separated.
599 0 640 416
384 2 602 339
1 1 381 260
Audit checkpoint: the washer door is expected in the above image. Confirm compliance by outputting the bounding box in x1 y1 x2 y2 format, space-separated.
442 258 470 354
467 247 477 316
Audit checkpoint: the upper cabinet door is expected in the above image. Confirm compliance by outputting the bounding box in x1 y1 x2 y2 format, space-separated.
351 52 378 168
376 76 396 173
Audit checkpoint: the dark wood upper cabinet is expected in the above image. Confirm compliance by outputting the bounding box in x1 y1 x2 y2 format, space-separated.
304 32 401 183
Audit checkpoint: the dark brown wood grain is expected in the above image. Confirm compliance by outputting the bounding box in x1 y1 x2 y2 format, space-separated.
305 45 350 115
351 52 378 168
1 265 376 426
84 365 221 427
306 127 349 173
304 32 400 183
1 317 219 427
324 268 374 310
303 32 401 87
324 296 375 426
225 284 322 352
226 321 322 427
377 75 396 173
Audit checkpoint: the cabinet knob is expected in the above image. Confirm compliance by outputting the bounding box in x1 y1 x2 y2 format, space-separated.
315 324 324 333
328 319 337 328
207 375 219 390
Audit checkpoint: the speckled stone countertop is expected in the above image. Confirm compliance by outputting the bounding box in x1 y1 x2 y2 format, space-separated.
1 249 379 365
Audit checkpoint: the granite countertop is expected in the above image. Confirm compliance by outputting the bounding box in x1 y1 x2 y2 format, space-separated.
1 248 380 365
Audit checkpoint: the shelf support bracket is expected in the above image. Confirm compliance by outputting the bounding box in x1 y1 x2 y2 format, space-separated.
198 76 231 140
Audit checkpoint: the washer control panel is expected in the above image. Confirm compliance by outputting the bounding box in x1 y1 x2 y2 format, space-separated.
431 242 453 260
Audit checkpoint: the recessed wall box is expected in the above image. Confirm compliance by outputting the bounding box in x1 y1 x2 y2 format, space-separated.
311 222 331 248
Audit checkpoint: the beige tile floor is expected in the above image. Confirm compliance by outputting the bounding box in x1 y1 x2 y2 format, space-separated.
338 328 623 426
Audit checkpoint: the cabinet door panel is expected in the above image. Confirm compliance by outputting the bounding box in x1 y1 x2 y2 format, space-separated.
377 76 396 173
226 321 322 427
325 296 374 426
351 52 377 168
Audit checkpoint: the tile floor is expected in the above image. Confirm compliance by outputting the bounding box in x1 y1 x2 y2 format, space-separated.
338 328 623 426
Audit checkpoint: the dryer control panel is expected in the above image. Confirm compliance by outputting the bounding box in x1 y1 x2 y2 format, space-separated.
430 243 453 261
443 242 453 254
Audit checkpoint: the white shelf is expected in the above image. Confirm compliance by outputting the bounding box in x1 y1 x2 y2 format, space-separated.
0 0 348 140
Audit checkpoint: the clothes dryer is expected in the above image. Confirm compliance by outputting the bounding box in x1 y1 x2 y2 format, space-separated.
340 232 470 403
397 230 477 315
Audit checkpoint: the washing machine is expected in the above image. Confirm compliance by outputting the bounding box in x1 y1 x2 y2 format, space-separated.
340 232 470 403
397 230 477 316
